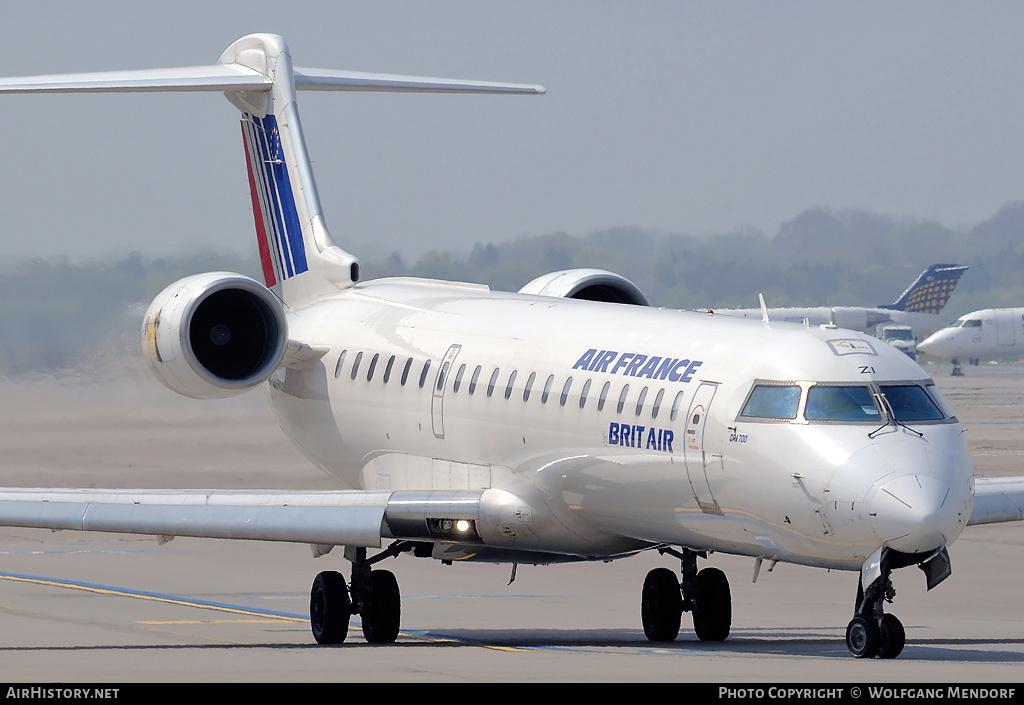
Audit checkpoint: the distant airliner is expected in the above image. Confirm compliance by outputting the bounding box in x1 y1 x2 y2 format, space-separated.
918 308 1024 374
714 263 969 341
0 34 1021 659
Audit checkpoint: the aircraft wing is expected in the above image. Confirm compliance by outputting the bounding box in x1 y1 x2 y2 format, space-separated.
0 489 392 547
967 477 1024 525
0 477 1017 550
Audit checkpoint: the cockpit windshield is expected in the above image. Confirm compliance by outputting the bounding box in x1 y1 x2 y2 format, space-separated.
878 384 944 421
740 385 801 419
738 380 954 424
950 318 982 329
805 385 880 422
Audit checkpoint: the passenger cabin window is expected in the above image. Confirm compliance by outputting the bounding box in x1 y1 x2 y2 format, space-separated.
487 368 500 397
805 385 878 422
367 353 379 381
670 391 684 421
616 384 630 413
879 385 944 421
334 350 347 379
401 358 412 385
350 352 363 380
579 379 592 409
524 372 536 402
741 385 801 420
436 361 450 391
505 370 518 400
542 374 555 404
468 366 482 395
383 355 395 383
598 381 611 411
635 387 648 416
418 360 432 388
453 364 466 392
652 389 665 419
560 377 573 406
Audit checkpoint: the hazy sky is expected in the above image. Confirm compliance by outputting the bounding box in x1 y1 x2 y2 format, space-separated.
4 1 1024 263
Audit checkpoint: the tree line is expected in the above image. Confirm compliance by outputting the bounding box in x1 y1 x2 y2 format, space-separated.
2 203 1023 375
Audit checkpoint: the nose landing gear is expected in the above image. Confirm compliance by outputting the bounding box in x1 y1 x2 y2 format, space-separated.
845 611 906 659
845 575 905 659
846 546 951 658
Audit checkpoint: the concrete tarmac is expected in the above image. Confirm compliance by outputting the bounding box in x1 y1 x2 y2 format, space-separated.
0 360 1021 683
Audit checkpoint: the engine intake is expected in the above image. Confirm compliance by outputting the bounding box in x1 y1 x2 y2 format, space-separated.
142 272 288 399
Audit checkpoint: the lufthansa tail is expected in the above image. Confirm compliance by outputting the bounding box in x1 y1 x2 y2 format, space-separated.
878 263 969 314
0 33 544 307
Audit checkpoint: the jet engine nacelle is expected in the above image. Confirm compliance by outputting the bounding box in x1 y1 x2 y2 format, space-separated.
141 272 288 400
517 268 650 306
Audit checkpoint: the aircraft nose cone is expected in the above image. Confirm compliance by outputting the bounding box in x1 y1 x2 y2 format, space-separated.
916 334 942 355
870 474 961 553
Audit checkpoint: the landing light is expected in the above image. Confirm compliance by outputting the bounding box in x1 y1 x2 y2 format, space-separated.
427 517 478 540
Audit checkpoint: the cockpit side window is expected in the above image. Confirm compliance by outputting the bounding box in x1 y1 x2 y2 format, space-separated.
805 385 880 422
962 319 982 328
879 384 944 421
740 385 801 420
924 382 956 419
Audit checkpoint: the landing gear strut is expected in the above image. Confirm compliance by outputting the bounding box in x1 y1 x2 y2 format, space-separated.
846 562 905 659
309 544 408 645
641 548 731 643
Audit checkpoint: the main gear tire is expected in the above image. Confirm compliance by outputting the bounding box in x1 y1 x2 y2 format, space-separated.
641 568 683 642
310 571 351 645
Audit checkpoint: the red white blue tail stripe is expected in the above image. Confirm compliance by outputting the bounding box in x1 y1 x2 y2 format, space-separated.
240 113 309 287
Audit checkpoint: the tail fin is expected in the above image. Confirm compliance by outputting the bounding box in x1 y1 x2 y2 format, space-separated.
878 264 969 314
0 33 544 306
223 34 345 306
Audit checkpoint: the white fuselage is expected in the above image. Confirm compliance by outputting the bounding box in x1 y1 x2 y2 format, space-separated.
266 278 974 571
918 308 1024 360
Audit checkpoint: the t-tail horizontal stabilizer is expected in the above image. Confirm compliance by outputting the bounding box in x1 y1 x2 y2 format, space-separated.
0 33 544 306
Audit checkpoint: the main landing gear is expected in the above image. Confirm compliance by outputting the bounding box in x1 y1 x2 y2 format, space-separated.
846 565 905 659
641 547 731 643
310 546 404 645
